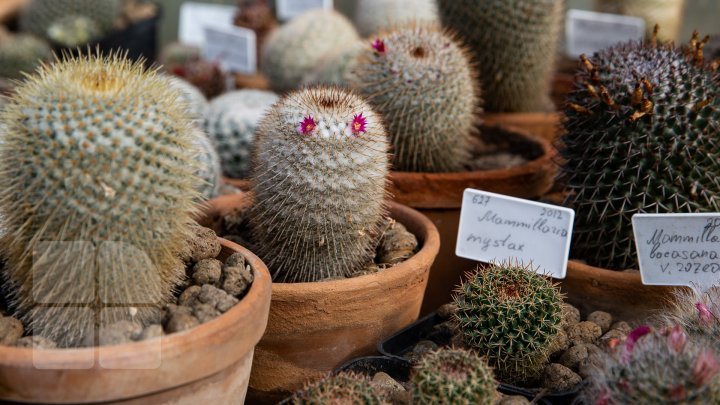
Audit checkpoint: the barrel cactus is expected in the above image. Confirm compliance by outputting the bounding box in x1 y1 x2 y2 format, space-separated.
454 262 564 383
192 128 221 200
302 42 363 87
0 53 201 346
0 33 52 80
204 89 278 179
559 33 720 270
290 372 387 404
261 9 359 92
251 86 389 282
21 0 120 43
437 0 563 113
348 24 480 172
412 348 497 405
353 0 438 38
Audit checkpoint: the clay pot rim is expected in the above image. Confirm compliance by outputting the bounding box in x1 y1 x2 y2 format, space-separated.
0 238 272 365
564 259 642 281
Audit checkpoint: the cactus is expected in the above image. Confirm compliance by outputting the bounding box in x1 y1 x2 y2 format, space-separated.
191 128 221 200
584 325 720 404
290 372 388 404
47 15 103 47
0 34 52 80
0 52 201 346
167 76 209 124
347 24 480 172
21 0 120 43
203 89 278 179
454 262 564 383
661 289 720 349
261 9 359 93
168 59 225 99
412 348 497 405
559 33 720 270
353 0 438 38
250 86 389 282
437 0 563 113
302 42 363 87
160 42 202 67
594 0 687 42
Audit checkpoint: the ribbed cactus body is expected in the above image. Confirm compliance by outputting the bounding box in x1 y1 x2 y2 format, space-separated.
250 86 389 282
438 0 563 113
0 34 52 80
204 89 278 179
348 24 479 172
192 128 221 200
21 0 120 42
167 76 209 124
0 53 201 346
261 9 359 93
353 0 438 37
291 372 387 404
560 37 720 270
595 0 686 42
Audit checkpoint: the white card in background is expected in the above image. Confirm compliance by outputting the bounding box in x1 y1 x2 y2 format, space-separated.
456 189 575 279
179 2 237 46
276 0 333 21
202 26 257 74
565 9 645 58
633 214 720 290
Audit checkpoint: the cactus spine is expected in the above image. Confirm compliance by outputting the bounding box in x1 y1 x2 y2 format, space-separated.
250 86 389 282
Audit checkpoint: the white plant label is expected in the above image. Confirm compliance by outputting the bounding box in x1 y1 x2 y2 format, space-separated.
202 26 257 74
633 214 720 289
276 0 333 21
179 2 236 46
565 9 645 57
456 189 575 279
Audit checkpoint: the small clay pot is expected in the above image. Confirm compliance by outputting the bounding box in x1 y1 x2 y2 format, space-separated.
0 238 272 404
199 193 440 402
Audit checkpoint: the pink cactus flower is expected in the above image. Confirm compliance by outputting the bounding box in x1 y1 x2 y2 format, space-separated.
298 115 317 135
667 325 687 353
371 38 386 54
351 113 367 135
693 350 720 386
622 325 652 362
696 302 714 324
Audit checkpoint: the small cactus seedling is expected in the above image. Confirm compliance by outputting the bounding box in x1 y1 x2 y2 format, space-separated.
21 0 120 43
348 23 480 172
0 52 201 346
250 86 390 282
412 348 497 405
437 0 564 113
0 33 52 80
559 31 720 270
353 0 438 38
290 372 388 404
454 262 564 383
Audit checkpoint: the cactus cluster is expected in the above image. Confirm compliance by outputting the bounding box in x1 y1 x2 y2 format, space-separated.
353 0 438 38
21 0 120 45
0 33 52 80
290 372 387 404
0 53 201 346
348 24 480 172
437 0 563 113
261 9 359 93
454 262 564 383
412 348 497 405
559 32 720 270
584 325 720 404
250 86 389 282
204 89 278 179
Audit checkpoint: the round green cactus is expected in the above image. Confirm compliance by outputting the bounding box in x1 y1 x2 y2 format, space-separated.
250 86 390 282
203 89 278 179
0 53 201 346
559 34 720 270
261 9 359 92
290 372 388 404
167 76 209 124
454 262 564 383
0 34 52 80
21 0 120 43
437 0 563 113
348 23 480 172
353 0 438 38
412 348 497 405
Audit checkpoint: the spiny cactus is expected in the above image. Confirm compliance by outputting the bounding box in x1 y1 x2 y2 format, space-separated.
250 86 389 282
437 0 563 113
261 9 359 93
559 32 720 270
0 34 52 80
21 0 120 43
594 0 687 42
47 15 103 47
585 325 720 404
204 89 278 179
661 289 720 349
302 42 363 87
353 0 438 38
191 128 221 200
0 52 201 346
454 262 564 383
347 24 480 172
167 76 209 124
412 348 497 405
290 372 388 404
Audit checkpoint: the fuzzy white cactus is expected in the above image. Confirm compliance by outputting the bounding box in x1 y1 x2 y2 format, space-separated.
353 0 438 37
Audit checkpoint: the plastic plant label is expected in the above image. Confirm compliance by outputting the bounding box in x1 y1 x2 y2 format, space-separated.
456 189 575 279
202 26 257 74
633 214 720 290
565 9 645 57
179 2 236 46
276 0 333 21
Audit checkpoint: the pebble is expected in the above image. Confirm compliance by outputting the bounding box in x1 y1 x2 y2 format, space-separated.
599 329 627 349
139 325 164 341
178 285 202 307
97 321 143 346
192 302 222 323
222 264 253 297
224 252 246 268
197 284 238 313
562 304 581 327
0 317 24 345
587 311 613 334
497 395 531 404
566 321 602 345
183 224 221 262
558 344 589 371
610 321 631 334
578 345 605 379
549 329 570 358
164 305 200 333
192 258 222 286
14 336 57 349
436 303 458 320
408 340 438 363
371 372 408 404
376 222 417 265
542 363 582 392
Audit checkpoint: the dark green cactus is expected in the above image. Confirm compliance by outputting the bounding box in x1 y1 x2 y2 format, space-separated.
290 372 388 404
559 33 720 270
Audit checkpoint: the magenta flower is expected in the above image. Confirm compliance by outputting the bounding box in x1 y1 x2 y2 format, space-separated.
622 325 652 361
298 115 317 135
667 325 687 353
693 350 720 386
371 38 386 54
351 113 367 135
697 302 714 324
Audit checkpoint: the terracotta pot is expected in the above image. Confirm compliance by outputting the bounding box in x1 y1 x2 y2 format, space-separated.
483 112 563 143
222 177 251 192
560 260 684 322
0 239 272 404
235 73 270 90
390 124 556 314
200 193 440 402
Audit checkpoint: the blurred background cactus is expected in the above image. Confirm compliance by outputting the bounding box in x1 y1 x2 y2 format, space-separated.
0 29 52 81
290 372 387 404
594 0 687 42
20 0 120 45
352 0 438 38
